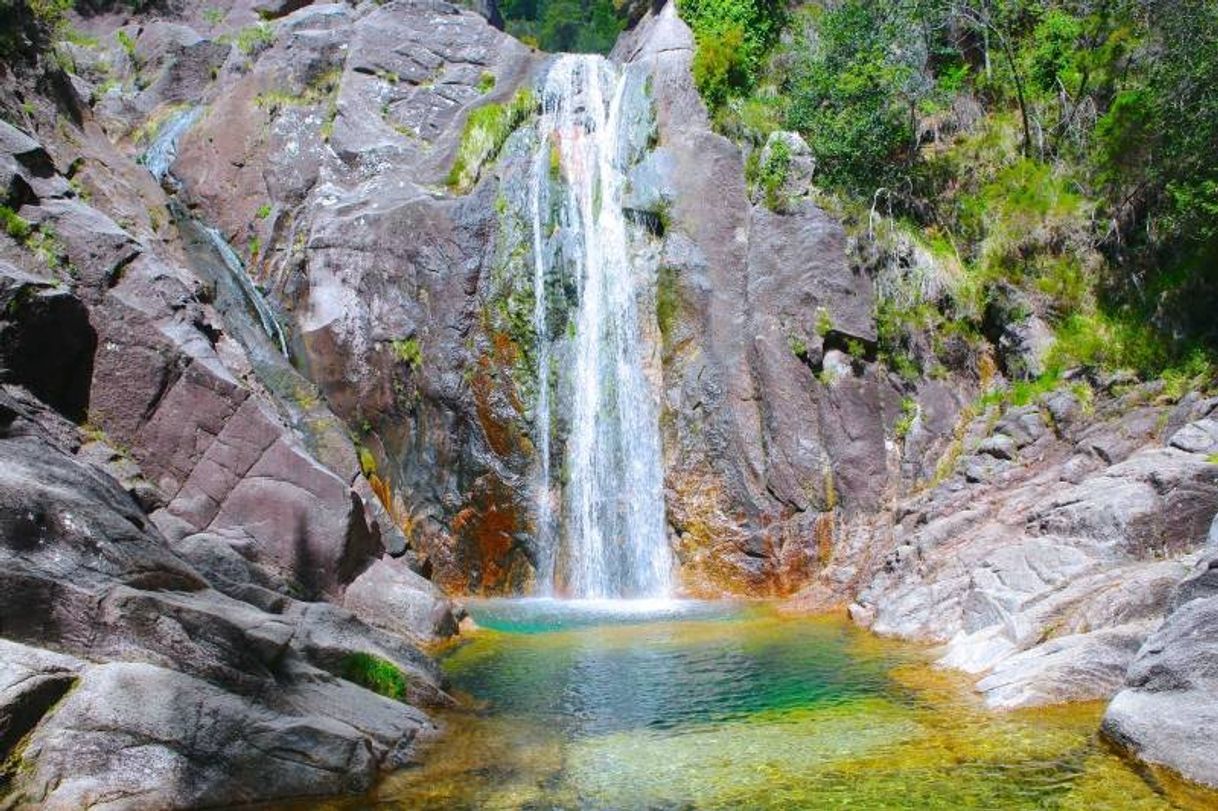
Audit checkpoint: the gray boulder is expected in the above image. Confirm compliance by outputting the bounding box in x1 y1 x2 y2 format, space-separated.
1102 556 1218 789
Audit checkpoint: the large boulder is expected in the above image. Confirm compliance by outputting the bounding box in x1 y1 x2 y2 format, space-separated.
833 391 1218 709
1102 554 1218 789
0 265 96 422
343 556 461 643
0 393 447 809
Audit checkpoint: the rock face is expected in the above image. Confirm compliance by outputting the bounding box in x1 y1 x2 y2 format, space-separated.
120 0 917 597
802 386 1218 729
1102 553 1218 789
0 391 447 808
0 9 462 805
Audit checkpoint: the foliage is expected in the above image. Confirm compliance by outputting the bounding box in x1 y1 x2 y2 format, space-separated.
757 137 790 211
788 334 808 361
698 0 1218 386
678 0 784 110
392 337 423 370
781 2 923 192
447 89 536 192
115 28 136 59
1 0 72 59
1 204 70 273
894 397 918 439
222 22 274 56
340 652 410 701
501 0 625 54
256 203 271 219
0 205 32 242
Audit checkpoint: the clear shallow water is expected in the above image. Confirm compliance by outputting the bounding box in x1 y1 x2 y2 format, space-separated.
289 601 1208 810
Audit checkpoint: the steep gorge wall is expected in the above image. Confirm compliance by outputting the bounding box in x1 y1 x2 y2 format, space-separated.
155 0 941 598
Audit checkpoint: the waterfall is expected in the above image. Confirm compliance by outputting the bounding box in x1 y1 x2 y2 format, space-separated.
199 224 290 358
530 55 673 599
528 124 556 593
141 106 201 182
140 108 289 359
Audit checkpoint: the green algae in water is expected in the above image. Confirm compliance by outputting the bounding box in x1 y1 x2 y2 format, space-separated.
295 601 1203 810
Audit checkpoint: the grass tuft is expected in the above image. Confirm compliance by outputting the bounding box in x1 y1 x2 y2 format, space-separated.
341 652 410 701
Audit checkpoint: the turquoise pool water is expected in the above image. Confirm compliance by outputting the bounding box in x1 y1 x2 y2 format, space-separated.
301 600 1209 810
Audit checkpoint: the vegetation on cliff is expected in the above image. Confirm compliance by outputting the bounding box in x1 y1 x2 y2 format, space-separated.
499 0 627 53
681 0 1218 393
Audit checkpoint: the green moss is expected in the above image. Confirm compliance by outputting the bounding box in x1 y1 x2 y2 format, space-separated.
256 203 271 220
1207 453 1218 465
656 266 679 340
477 71 496 94
447 89 537 193
341 652 410 701
247 236 261 261
357 446 378 477
392 337 423 370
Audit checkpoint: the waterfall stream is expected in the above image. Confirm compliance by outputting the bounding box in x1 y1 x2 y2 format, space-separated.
141 107 289 359
530 55 673 599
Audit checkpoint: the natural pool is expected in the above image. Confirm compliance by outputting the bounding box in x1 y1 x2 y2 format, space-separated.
309 600 1205 810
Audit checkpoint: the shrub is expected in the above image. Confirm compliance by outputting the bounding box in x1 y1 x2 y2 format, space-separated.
758 137 791 211
678 0 784 111
894 397 918 439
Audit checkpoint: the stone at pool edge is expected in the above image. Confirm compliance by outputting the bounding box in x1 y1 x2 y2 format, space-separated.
1101 553 1218 791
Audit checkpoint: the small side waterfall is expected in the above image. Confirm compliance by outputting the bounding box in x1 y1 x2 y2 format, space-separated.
141 107 288 359
141 106 201 182
530 55 672 599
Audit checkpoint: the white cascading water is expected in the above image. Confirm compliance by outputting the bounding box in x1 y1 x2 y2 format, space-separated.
141 107 288 358
529 54 673 599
